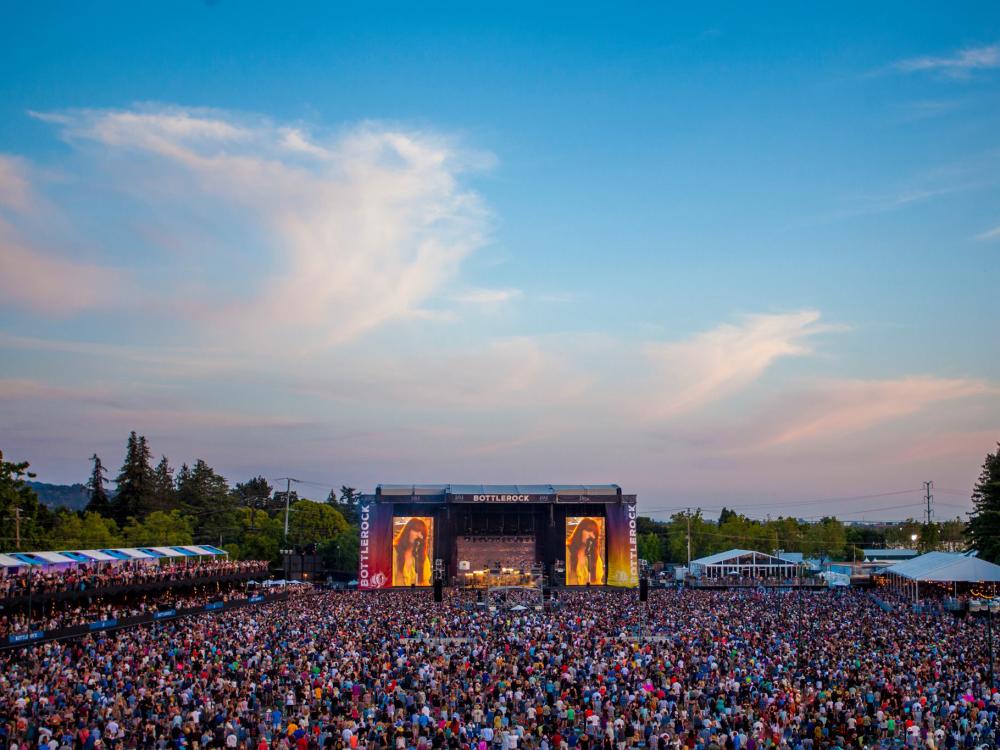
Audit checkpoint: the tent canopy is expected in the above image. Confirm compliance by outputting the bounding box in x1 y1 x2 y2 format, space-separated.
885 552 1000 583
691 548 792 567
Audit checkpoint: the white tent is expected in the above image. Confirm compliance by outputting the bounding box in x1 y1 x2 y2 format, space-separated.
690 548 800 579
117 548 155 560
882 551 1000 602
74 549 117 562
885 552 1000 583
0 553 23 568
149 546 187 558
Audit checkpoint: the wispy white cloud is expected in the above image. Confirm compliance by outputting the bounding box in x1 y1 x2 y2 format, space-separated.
974 224 1000 241
640 311 841 419
30 104 494 347
451 287 522 304
752 376 995 448
893 43 1000 77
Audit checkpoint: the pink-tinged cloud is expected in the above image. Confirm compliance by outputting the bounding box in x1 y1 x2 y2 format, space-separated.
0 378 123 407
892 429 1000 465
0 155 36 214
756 376 995 448
34 105 493 347
641 310 841 419
0 220 126 316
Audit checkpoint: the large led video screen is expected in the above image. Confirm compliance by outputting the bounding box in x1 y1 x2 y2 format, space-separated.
392 516 434 586
565 516 606 585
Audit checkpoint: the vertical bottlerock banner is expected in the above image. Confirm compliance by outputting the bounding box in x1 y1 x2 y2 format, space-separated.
358 502 393 589
605 499 639 587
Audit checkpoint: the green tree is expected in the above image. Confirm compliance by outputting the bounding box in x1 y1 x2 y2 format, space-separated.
938 517 966 551
85 453 113 517
771 517 805 553
123 510 195 546
177 459 236 545
0 450 52 549
966 443 1000 563
111 431 153 525
149 456 176 514
717 507 737 527
637 531 663 563
319 524 360 573
233 476 275 519
233 507 282 562
665 509 718 563
803 516 847 561
50 510 121 548
918 522 940 552
287 499 349 548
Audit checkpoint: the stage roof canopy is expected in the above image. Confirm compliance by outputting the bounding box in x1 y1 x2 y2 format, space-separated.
377 483 622 498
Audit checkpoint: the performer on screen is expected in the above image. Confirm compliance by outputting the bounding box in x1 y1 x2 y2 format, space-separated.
567 517 605 585
393 518 432 586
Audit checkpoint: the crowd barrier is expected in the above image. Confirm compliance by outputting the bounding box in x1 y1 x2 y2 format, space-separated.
2 591 289 650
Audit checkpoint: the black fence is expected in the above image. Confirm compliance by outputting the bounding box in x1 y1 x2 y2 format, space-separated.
2 590 291 650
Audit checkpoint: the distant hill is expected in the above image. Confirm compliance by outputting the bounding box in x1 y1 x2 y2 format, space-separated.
29 481 91 511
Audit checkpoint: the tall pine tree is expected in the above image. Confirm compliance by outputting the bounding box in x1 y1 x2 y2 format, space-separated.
177 459 235 544
0 450 52 549
85 453 113 517
149 456 176 514
966 442 1000 563
111 431 153 525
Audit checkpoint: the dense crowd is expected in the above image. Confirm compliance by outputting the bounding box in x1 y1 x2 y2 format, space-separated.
2 587 998 750
0 583 259 638
0 560 269 600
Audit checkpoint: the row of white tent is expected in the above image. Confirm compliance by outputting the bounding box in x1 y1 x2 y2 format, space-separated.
687 548 1000 585
0 545 227 570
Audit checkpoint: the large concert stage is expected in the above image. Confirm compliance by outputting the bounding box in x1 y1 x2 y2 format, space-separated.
357 484 638 589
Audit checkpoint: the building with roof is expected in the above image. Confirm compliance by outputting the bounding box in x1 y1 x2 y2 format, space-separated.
689 549 802 580
862 548 919 563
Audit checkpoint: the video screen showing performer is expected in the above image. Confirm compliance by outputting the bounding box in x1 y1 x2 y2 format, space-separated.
392 516 434 586
565 516 606 585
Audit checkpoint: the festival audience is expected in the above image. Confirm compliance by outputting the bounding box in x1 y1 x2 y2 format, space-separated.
2 587 998 750
0 559 268 599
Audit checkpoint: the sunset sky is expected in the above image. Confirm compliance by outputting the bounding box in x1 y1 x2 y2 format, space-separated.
1 3 998 519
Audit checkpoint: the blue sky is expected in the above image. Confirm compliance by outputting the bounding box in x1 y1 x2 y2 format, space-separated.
1 2 998 520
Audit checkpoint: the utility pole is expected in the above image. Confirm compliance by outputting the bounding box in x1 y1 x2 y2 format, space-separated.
276 478 300 540
12 507 21 550
924 481 934 526
686 508 692 569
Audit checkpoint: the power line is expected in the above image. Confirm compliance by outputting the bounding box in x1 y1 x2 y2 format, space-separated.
639 488 925 517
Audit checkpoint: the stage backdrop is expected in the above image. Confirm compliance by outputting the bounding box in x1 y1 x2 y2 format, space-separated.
391 516 434 586
565 516 606 585
358 502 393 589
605 500 639 587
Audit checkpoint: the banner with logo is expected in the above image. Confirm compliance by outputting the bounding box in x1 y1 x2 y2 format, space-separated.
358 501 393 589
605 500 639 588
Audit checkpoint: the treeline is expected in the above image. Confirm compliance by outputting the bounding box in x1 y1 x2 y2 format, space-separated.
3 438 999 568
0 433 363 573
636 508 968 565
